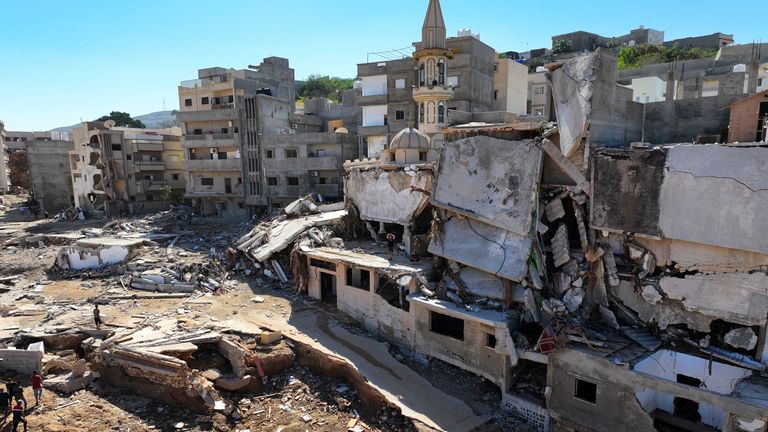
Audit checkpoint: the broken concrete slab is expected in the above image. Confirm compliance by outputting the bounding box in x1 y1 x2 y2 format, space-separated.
549 53 598 158
431 137 542 237
344 165 434 225
458 267 508 301
56 239 142 270
428 214 531 281
725 327 759 351
45 371 94 393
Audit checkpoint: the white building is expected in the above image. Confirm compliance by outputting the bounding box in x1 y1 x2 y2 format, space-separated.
622 76 667 103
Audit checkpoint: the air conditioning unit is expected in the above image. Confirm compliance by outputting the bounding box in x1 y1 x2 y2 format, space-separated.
310 170 319 177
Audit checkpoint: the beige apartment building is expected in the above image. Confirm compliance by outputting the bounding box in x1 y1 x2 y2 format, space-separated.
177 57 294 220
0 119 9 193
69 122 183 217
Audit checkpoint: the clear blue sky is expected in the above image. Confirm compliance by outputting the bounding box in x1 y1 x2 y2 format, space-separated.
0 0 762 131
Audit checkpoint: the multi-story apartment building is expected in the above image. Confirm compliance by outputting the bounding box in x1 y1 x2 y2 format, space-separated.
69 122 183 217
240 94 359 214
527 69 551 118
0 119 9 193
5 131 74 212
177 57 294 220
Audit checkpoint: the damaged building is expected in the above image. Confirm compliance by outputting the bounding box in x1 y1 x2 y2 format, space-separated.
227 5 768 431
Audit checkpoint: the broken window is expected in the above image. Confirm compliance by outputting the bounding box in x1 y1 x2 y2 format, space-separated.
345 267 370 291
310 259 336 271
201 177 214 186
266 177 278 186
430 311 464 341
486 333 497 348
574 378 598 404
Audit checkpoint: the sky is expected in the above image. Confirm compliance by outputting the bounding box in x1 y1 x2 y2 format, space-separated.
0 0 763 131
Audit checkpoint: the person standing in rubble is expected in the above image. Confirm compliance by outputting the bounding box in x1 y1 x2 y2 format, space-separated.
30 371 42 406
93 304 102 330
11 399 27 432
0 388 11 422
386 233 396 261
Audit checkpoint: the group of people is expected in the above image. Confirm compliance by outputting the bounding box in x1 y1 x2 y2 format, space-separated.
1 370 44 431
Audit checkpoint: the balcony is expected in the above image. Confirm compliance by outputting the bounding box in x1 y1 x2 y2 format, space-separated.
212 102 234 110
135 160 166 171
136 142 164 152
358 94 388 105
184 158 242 172
177 108 236 123
181 133 239 149
357 125 390 136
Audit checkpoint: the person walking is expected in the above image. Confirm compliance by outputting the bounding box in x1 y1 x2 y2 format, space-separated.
11 399 26 432
386 233 396 261
30 371 43 406
93 304 102 329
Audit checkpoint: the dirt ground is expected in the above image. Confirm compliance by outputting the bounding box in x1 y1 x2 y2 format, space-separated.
0 208 518 431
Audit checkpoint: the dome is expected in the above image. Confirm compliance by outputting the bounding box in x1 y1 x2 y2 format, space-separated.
389 127 430 150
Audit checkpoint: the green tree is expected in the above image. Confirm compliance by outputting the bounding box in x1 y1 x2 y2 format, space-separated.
296 75 354 102
96 111 145 128
553 39 572 55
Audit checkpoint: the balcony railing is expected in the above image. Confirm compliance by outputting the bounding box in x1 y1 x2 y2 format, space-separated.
184 159 242 172
212 103 234 110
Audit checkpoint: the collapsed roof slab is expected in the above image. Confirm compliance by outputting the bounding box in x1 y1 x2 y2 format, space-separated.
344 166 433 225
659 145 768 254
431 136 542 237
428 213 531 281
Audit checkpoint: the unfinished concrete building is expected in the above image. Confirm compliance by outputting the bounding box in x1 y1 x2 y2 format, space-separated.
69 122 183 217
727 90 768 142
178 57 295 219
5 131 75 212
239 93 359 214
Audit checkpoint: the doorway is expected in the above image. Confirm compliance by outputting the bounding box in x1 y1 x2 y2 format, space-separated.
320 272 336 304
756 102 768 142
673 375 702 423
225 178 232 194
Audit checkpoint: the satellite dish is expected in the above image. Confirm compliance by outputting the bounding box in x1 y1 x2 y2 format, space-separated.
104 120 117 128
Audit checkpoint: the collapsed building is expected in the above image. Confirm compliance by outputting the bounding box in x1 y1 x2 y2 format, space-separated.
230 42 768 432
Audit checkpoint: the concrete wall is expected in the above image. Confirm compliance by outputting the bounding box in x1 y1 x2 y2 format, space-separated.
26 140 75 212
494 58 528 115
344 165 433 225
0 348 44 374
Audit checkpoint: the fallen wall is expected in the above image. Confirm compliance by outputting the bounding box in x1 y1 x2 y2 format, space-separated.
344 165 433 225
0 348 43 374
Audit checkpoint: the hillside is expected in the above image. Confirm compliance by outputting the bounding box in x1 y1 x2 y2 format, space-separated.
51 110 178 132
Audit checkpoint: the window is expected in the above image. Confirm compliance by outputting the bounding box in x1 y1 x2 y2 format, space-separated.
758 78 763 87
266 177 278 186
574 378 598 404
430 311 464 340
286 177 299 186
419 103 425 123
319 177 327 184
494 90 499 100
346 267 370 291
126 155 132 160
396 110 405 120
168 155 179 162
238 202 245 209
702 80 719 97
112 144 122 151
200 177 214 186
535 108 544 116
237 177 242 184
172 174 179 180
193 129 202 135
486 333 497 348
438 102 445 124
286 149 298 158
419 63 425 86
438 59 445 85
221 127 228 134
310 259 336 271
534 86 545 95
201 97 210 105
419 151 427 161
265 149 274 158
143 175 152 181
184 98 192 107
228 95 234 103
395 78 406 89
447 76 459 87
146 194 154 201
494 63 499 73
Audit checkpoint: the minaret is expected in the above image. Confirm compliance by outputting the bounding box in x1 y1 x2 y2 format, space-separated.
413 0 454 136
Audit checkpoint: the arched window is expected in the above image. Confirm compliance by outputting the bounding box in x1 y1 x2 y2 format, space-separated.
438 59 445 85
438 102 445 124
427 59 435 85
418 64 425 86
428 102 435 123
419 103 425 123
